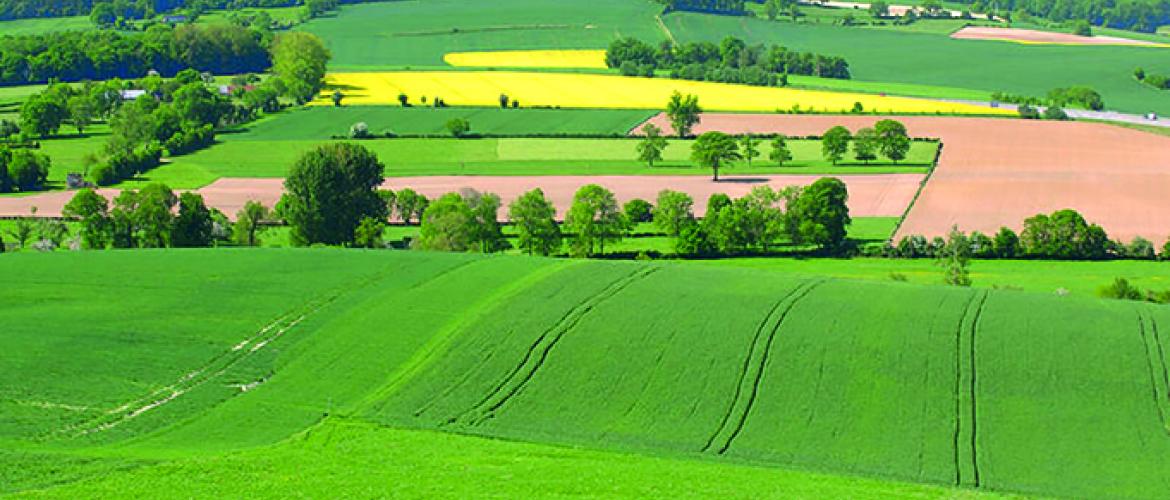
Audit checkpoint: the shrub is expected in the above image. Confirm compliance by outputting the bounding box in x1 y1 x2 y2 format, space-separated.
1098 277 1143 301
350 122 372 139
1043 106 1069 120
445 118 471 138
1017 105 1041 119
87 163 118 186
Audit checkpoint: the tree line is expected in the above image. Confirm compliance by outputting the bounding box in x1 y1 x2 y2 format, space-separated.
961 0 1170 33
0 0 358 21
606 35 850 87
0 24 269 85
884 208 1169 261
657 0 747 15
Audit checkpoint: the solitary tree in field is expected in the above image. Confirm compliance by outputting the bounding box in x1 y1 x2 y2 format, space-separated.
499 94 510 108
769 135 793 166
508 188 562 256
691 131 742 181
739 134 760 166
271 32 331 104
637 123 668 167
445 118 471 138
666 91 701 138
234 200 271 247
566 184 628 256
331 90 344 107
397 93 409 106
874 119 910 163
283 143 386 245
937 225 972 286
821 126 852 165
852 127 879 164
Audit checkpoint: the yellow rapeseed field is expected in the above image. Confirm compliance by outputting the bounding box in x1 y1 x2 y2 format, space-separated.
443 50 608 69
319 71 1014 115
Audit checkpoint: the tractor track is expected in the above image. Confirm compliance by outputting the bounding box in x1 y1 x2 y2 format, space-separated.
702 280 824 455
447 266 659 427
1136 310 1170 433
952 290 987 487
51 260 442 440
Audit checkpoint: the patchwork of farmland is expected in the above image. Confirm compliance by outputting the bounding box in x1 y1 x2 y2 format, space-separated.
2 249 1169 498
292 0 1170 115
639 112 1170 243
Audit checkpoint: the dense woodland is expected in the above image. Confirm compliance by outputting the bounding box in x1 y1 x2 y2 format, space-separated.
0 24 270 85
0 0 343 21
607 36 850 86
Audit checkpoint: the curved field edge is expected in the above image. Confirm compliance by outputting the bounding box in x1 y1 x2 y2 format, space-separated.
13 420 999 499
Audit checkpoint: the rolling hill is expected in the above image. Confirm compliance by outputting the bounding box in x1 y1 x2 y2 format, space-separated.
2 249 1167 498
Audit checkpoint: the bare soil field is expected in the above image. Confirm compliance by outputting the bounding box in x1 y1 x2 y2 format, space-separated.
639 113 1170 243
951 26 1168 46
0 174 921 222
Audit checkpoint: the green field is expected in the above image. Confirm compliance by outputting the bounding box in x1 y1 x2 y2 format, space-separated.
0 15 93 35
2 249 1168 498
142 135 936 186
700 256 1170 298
294 0 1170 115
663 11 1170 115
299 0 664 69
233 106 655 139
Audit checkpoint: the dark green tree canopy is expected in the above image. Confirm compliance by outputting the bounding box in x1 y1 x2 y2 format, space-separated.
283 142 387 246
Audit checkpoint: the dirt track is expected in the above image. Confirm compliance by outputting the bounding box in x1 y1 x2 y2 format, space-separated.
639 113 1170 243
0 174 921 222
951 26 1166 46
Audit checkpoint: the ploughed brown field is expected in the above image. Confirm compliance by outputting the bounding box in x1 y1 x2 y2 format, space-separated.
0 175 921 222
638 113 1170 243
950 26 1168 46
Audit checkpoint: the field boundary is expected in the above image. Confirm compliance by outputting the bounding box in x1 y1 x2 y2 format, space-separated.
447 266 660 426
703 279 824 455
889 141 944 242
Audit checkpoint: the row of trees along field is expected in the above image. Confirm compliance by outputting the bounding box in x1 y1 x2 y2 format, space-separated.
0 11 331 87
0 32 328 187
885 209 1170 261
0 184 231 251
606 36 850 86
0 24 268 85
0 0 351 21
961 0 1170 32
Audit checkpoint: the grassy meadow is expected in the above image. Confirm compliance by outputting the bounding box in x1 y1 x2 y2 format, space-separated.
233 106 655 139
2 249 1168 498
153 135 935 182
298 0 664 69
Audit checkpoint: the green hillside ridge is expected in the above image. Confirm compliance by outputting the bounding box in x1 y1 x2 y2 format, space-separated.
2 249 1168 498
